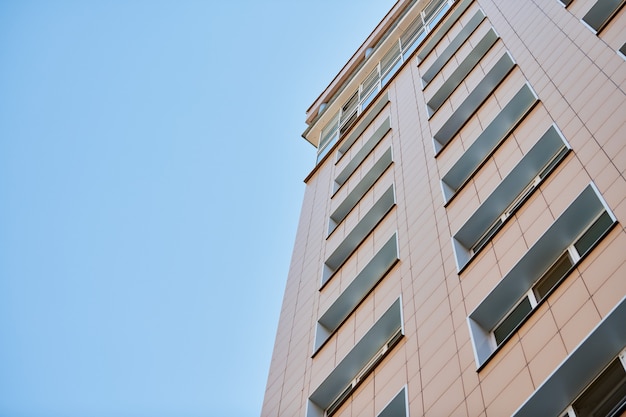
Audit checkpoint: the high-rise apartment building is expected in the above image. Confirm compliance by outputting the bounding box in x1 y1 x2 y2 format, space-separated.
262 0 626 415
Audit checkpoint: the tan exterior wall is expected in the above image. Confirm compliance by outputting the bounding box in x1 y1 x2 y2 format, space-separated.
263 0 626 416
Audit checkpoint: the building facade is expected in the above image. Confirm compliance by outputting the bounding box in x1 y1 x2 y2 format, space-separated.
263 0 626 415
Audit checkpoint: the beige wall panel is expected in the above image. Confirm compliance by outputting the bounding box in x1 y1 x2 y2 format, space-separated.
558 299 602 353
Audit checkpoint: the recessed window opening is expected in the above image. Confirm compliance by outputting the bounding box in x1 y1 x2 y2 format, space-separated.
533 251 574 300
574 210 614 255
505 176 541 217
468 184 617 368
307 298 404 417
322 185 395 288
314 234 399 353
471 218 503 255
470 143 569 257
453 124 569 271
326 328 403 417
432 52 516 154
426 28 499 117
581 0 626 34
333 117 391 194
328 147 393 235
560 348 626 417
493 295 533 346
440 83 538 203
493 252 571 345
491 210 614 351
470 175 541 256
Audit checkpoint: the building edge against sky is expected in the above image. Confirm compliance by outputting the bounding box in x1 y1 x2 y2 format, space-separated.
263 0 626 416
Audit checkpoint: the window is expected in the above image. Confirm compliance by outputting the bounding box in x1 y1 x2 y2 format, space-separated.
533 251 574 300
468 184 616 368
492 250 573 345
399 12 427 62
316 0 455 161
340 91 359 136
492 210 613 352
432 52 516 155
581 0 626 34
562 353 626 417
355 0 453 106
424 0 452 29
307 298 404 417
493 296 533 346
417 0 473 62
318 111 340 161
360 69 381 113
452 124 568 271
336 93 390 163
574 210 615 254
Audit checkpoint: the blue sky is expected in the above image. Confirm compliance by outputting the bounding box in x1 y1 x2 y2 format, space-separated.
0 1 395 416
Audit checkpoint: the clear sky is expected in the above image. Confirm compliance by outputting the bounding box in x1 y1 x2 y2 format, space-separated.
0 1 396 416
